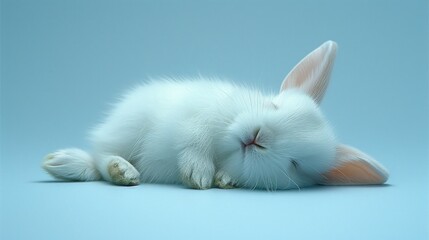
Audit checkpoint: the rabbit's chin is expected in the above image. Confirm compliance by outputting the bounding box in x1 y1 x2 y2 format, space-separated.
215 141 327 190
218 152 317 190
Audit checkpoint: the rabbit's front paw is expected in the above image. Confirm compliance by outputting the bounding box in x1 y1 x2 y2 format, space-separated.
215 171 238 189
107 157 140 186
179 160 215 190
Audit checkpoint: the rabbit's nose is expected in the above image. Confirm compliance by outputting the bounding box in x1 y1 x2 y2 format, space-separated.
243 128 266 149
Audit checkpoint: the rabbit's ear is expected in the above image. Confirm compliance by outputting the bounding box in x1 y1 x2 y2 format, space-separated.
320 144 389 185
280 41 337 104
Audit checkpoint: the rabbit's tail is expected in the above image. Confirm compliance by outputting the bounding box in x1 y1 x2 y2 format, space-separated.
42 148 101 181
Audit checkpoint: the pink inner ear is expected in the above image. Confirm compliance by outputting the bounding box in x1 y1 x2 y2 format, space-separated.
280 41 337 104
322 160 386 185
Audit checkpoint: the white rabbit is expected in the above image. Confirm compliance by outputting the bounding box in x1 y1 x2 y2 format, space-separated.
42 41 389 190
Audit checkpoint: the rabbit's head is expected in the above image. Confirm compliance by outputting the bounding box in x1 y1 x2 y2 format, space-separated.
217 41 389 190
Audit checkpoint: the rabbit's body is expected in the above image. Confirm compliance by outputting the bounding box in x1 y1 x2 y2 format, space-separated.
93 80 241 185
43 41 389 190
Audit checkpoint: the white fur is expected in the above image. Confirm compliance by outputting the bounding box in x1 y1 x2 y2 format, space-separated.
43 79 336 189
43 41 388 189
43 148 100 181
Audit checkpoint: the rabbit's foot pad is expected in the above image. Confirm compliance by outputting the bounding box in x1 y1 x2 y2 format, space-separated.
108 158 140 186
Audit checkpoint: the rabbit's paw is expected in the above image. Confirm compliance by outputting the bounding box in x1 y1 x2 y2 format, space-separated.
107 157 140 186
42 149 99 181
179 160 215 190
215 171 238 189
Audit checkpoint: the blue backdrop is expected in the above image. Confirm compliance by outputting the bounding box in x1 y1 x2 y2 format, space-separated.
1 0 428 239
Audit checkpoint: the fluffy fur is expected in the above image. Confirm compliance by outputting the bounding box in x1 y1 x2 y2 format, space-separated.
43 41 389 190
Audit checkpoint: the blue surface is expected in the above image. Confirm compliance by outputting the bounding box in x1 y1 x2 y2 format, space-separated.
1 0 428 239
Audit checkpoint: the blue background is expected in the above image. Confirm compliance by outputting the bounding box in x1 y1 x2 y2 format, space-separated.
1 0 428 239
